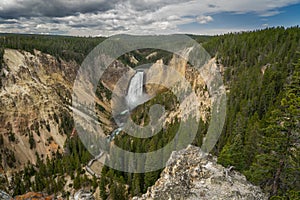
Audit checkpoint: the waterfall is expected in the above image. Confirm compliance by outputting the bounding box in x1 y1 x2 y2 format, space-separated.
106 70 148 142
126 71 144 109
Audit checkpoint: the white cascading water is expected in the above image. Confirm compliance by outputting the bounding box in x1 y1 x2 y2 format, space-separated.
126 71 144 109
107 71 150 142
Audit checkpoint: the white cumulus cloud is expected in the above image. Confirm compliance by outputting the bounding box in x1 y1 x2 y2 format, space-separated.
196 16 214 24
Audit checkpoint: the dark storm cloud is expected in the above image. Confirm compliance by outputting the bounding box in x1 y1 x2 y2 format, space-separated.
0 0 119 19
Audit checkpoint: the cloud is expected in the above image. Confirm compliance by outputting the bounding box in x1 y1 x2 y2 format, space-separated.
262 23 269 27
0 0 299 36
258 10 282 17
196 16 214 24
0 0 118 18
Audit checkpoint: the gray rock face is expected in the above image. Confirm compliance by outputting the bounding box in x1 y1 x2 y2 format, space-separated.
134 145 268 200
0 190 11 200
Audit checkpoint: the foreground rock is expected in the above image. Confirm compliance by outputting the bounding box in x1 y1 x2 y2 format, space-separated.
0 190 12 200
134 145 267 200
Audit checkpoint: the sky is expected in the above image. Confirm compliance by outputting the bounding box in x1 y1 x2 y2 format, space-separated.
0 0 300 36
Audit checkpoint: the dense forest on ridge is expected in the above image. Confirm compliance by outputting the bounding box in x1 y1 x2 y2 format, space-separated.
0 27 299 199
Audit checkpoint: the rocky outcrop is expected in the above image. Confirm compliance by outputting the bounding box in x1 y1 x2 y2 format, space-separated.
144 51 188 96
134 145 267 200
144 51 211 124
72 189 95 200
0 49 77 170
0 190 12 200
101 60 134 92
0 49 114 171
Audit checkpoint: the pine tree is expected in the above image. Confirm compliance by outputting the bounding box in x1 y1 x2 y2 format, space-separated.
99 175 108 200
246 58 300 197
131 173 142 196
